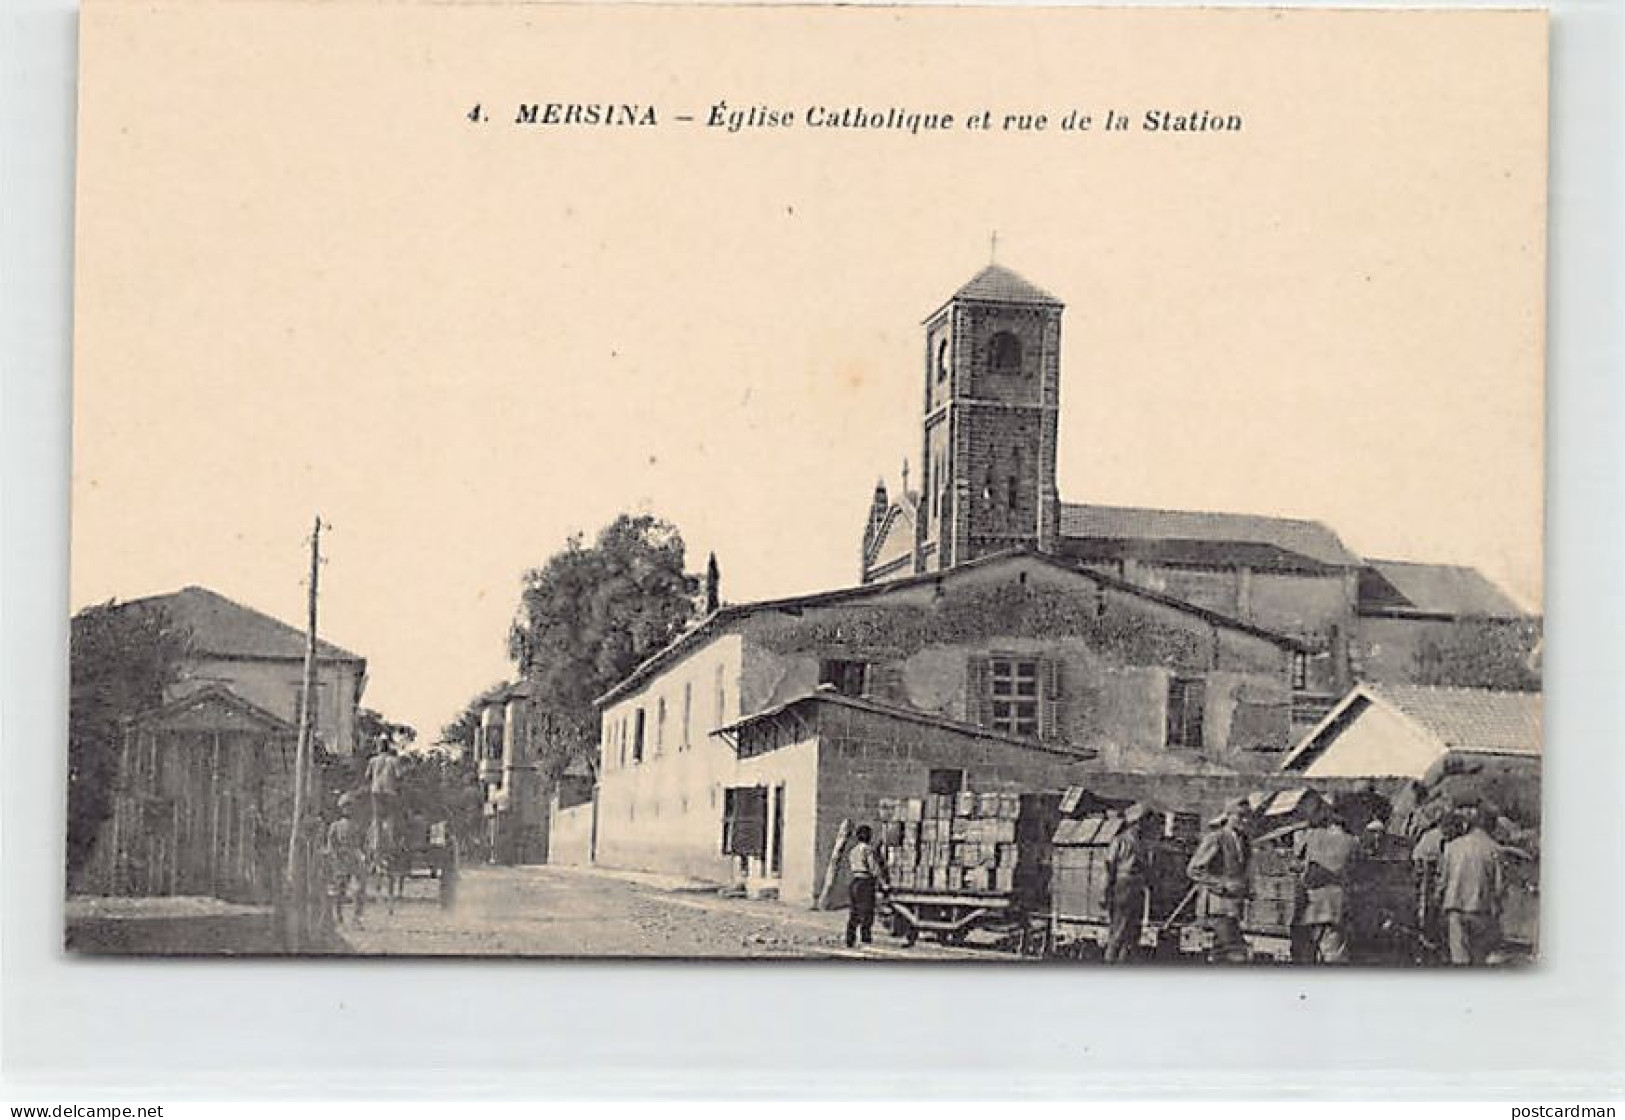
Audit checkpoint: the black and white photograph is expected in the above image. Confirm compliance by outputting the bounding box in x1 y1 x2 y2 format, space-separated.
64 2 1546 966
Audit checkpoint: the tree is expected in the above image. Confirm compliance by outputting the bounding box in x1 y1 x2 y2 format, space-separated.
507 514 701 780
1413 618 1542 692
437 681 511 754
67 600 192 881
356 707 417 754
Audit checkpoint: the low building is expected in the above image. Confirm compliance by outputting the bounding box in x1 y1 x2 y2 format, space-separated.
1279 682 1542 780
79 685 301 903
579 548 1306 901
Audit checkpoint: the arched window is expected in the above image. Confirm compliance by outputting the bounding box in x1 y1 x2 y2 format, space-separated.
989 331 1022 374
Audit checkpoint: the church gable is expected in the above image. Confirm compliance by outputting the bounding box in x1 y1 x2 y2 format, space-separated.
863 501 916 582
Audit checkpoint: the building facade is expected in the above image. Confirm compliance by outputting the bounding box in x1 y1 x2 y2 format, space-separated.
587 551 1304 898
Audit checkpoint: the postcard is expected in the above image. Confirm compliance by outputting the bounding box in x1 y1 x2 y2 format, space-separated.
68 2 1545 961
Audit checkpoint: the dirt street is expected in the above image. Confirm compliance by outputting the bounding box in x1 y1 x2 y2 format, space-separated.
333 864 989 959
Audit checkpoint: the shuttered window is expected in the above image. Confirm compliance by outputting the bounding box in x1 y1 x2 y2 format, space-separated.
721 786 768 857
1166 676 1205 749
988 655 1039 736
968 654 1064 740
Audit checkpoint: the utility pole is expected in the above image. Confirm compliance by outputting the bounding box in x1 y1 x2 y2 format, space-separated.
285 515 323 945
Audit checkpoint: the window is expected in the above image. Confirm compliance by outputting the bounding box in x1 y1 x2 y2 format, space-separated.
714 664 727 725
721 786 768 857
989 656 1040 736
1166 676 1206 749
928 768 965 796
936 337 950 382
989 330 1022 374
632 708 646 764
682 682 693 750
818 658 869 697
655 696 667 754
617 717 627 768
1290 652 1308 691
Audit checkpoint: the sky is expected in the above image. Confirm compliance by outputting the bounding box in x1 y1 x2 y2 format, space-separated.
71 4 1546 742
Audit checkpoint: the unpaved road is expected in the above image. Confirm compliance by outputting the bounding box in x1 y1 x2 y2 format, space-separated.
334 865 990 960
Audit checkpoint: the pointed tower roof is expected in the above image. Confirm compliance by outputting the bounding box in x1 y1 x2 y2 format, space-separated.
952 263 1062 305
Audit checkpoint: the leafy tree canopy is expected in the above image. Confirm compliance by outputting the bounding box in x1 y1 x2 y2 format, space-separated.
67 600 192 880
507 513 701 778
1413 618 1542 692
356 707 416 753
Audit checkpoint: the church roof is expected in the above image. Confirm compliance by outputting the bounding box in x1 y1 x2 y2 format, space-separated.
929 264 1062 319
1358 559 1527 619
97 585 365 663
1060 502 1363 571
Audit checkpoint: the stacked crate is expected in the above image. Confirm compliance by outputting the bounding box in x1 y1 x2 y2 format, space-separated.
875 790 1054 895
1049 816 1121 922
1242 839 1299 934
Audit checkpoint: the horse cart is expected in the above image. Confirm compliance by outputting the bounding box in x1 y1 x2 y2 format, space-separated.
374 817 461 909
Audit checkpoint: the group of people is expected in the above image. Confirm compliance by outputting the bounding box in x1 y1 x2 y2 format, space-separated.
320 744 405 928
1102 789 1514 966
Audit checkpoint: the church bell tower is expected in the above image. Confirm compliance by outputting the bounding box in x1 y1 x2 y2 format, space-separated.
916 262 1063 573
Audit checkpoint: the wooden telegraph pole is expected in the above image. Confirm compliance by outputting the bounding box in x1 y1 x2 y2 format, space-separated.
285 515 323 946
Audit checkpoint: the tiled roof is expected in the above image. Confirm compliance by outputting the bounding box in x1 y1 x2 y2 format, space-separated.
942 264 1062 308
1060 503 1363 569
1379 684 1542 757
1359 560 1527 619
1282 683 1542 771
108 585 363 663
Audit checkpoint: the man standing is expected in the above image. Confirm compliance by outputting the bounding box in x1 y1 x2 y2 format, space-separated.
1437 805 1506 965
1187 798 1254 963
365 744 403 840
1104 803 1154 963
324 795 368 928
1292 798 1359 964
845 825 889 949
1409 799 1460 958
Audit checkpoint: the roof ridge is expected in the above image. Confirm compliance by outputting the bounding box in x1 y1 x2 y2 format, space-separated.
1064 499 1329 528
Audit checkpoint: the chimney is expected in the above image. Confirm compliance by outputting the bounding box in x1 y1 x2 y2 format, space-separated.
704 552 721 614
